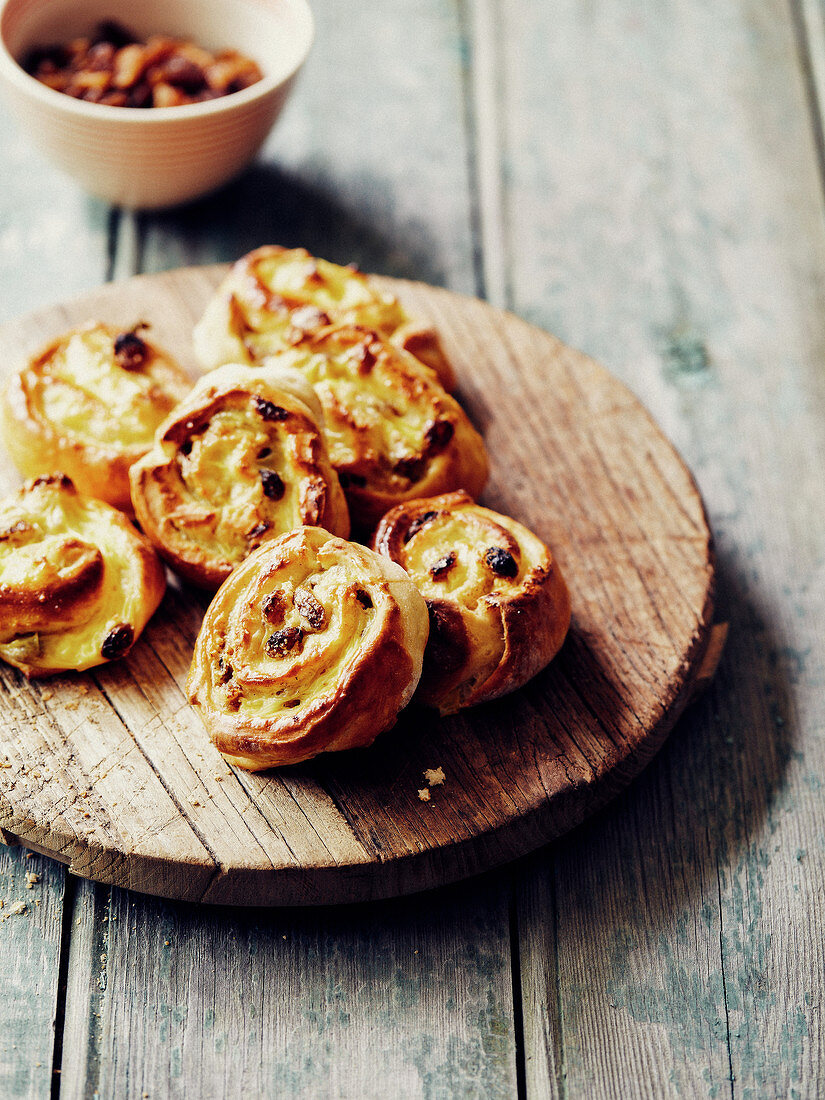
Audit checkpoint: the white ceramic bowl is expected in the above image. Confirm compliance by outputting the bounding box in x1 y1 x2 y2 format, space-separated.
0 0 313 209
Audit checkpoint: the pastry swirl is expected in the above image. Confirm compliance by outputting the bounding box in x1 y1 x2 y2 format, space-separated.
193 245 456 391
372 491 571 714
129 364 350 588
187 526 429 770
0 475 166 677
255 327 489 530
1 321 192 513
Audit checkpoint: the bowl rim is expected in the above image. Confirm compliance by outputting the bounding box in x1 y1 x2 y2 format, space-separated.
0 0 314 122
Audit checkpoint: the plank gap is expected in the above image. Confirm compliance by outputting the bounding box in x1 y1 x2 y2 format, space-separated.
461 0 512 307
103 208 119 285
508 873 529 1100
548 860 567 1100
716 854 736 1100
49 871 77 1100
109 210 146 283
792 0 825 216
456 0 488 302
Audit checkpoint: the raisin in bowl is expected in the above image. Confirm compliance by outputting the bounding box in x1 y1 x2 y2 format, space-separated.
0 0 313 208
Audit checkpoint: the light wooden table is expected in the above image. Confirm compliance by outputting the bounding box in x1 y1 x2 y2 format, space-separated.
1 2 823 1096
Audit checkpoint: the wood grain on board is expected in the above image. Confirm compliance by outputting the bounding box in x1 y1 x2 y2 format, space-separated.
0 265 716 907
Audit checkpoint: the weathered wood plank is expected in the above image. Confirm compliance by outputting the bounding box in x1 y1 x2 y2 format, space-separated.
0 842 66 1100
0 129 111 324
517 702 735 1099
0 81 116 1100
140 0 478 293
60 878 518 1100
484 0 825 1095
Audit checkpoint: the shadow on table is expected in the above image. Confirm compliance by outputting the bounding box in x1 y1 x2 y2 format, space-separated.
508 540 800 967
53 543 800 1100
146 162 452 285
101 541 797 928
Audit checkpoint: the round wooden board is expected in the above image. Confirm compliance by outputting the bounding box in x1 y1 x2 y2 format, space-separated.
0 266 716 906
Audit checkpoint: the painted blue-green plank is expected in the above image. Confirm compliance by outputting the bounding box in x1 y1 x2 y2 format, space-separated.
139 0 478 292
0 81 115 1099
62 878 517 1100
482 0 825 1095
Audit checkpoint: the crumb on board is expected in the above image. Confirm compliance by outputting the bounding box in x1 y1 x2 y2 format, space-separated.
9 901 27 915
418 788 431 802
40 689 54 701
423 766 446 787
25 872 40 889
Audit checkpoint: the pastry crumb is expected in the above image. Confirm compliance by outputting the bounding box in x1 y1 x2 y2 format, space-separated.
25 872 40 889
40 689 54 701
9 901 27 915
423 766 445 787
418 788 431 802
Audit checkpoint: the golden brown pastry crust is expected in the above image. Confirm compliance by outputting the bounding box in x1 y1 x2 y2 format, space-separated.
193 245 457 391
186 526 429 770
0 475 166 677
1 322 192 513
372 491 571 714
130 364 350 588
252 326 489 530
